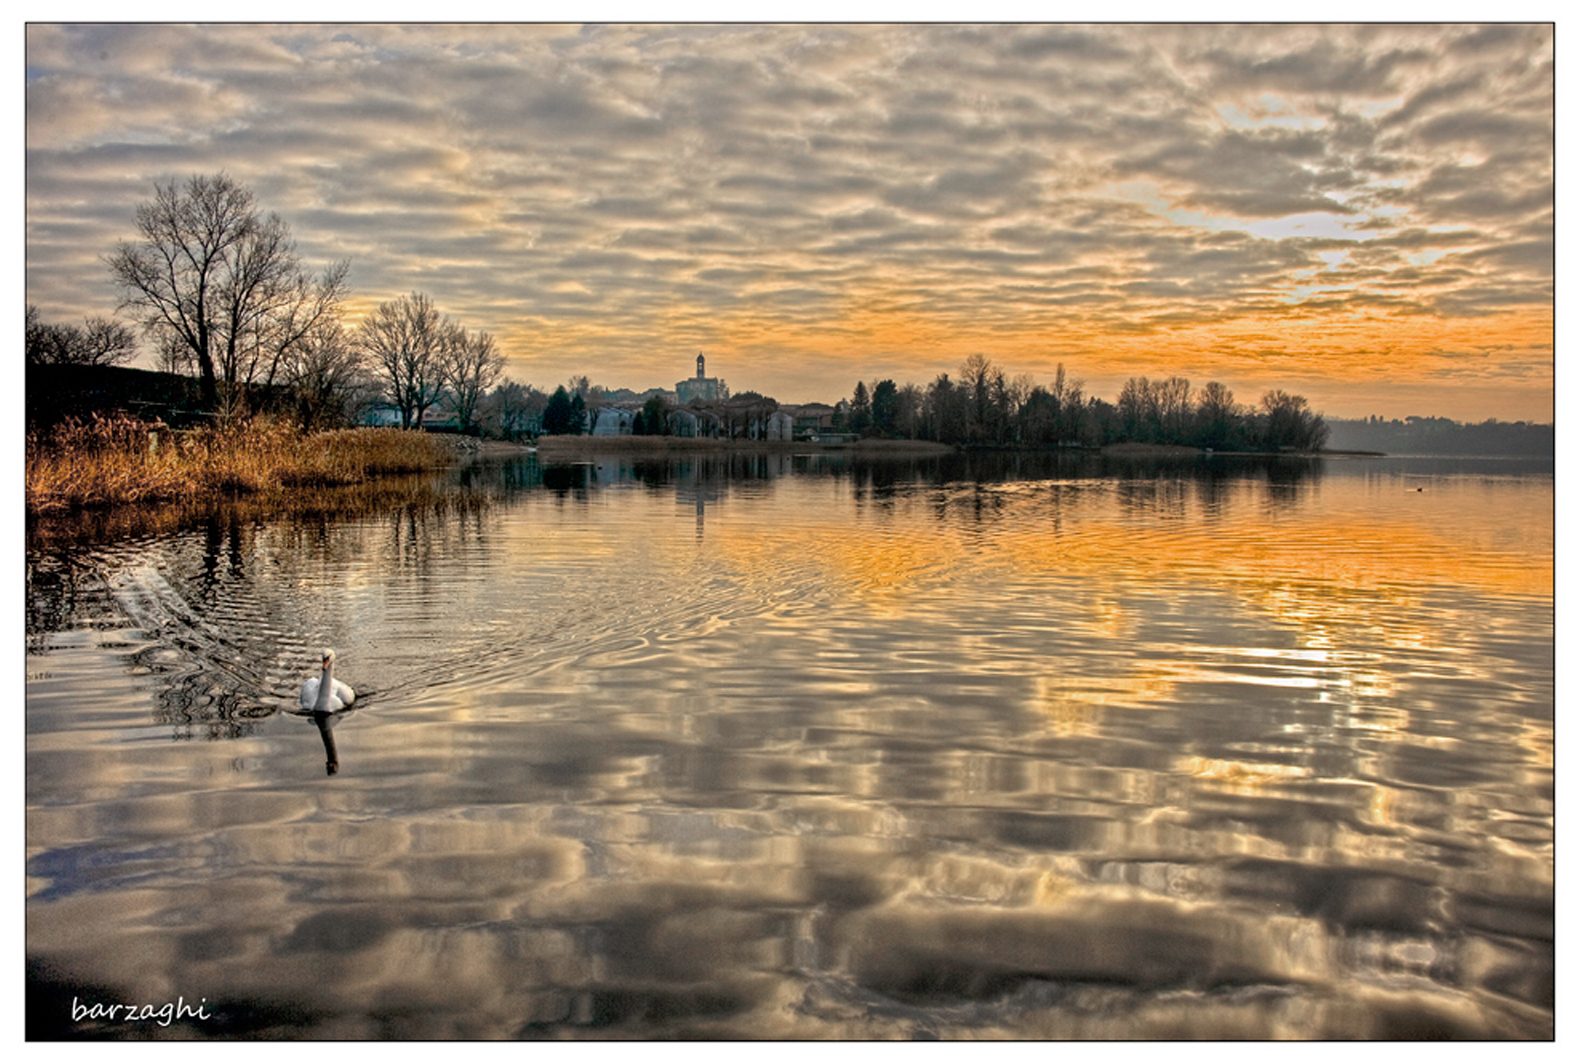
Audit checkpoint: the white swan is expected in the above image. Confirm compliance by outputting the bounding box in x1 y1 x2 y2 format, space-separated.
300 648 356 712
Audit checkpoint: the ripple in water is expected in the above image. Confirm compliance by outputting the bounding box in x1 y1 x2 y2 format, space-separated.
25 453 1553 1038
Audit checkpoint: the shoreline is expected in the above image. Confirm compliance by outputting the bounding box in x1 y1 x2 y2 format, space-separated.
531 436 954 457
527 436 1381 460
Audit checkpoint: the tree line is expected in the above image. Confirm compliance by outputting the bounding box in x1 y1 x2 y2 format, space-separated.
832 353 1329 451
521 356 1329 453
1324 415 1552 457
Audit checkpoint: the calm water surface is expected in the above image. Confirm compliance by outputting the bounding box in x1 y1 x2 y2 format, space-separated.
25 452 1553 1039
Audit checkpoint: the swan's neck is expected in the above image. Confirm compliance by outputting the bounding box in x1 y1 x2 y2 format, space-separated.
313 660 334 711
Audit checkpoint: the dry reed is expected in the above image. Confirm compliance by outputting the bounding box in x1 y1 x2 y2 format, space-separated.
26 414 456 514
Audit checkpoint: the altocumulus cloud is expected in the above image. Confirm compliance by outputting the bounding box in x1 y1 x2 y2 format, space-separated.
23 22 1553 419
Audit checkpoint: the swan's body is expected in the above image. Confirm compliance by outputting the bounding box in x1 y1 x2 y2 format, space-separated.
300 649 355 712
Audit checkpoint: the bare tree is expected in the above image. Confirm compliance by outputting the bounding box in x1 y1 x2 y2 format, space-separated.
26 305 139 367
106 172 348 412
249 258 350 391
1155 376 1192 443
1195 381 1239 448
1117 376 1160 442
896 382 925 439
25 305 48 365
359 292 450 428
1260 390 1329 451
1050 363 1086 444
567 374 606 405
481 379 546 440
959 353 1000 442
441 326 505 434
154 330 195 376
281 317 365 430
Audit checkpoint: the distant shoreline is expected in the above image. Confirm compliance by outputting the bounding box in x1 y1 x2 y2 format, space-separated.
532 436 954 457
527 436 1380 459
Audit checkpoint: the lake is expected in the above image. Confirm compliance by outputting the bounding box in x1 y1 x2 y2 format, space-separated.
25 449 1554 1039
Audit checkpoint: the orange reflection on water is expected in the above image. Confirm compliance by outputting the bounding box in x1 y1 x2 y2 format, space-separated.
1185 756 1311 793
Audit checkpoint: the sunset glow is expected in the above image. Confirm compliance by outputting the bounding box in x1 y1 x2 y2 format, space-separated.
24 21 1554 421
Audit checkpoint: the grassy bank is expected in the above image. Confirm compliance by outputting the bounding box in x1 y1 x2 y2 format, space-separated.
26 414 457 514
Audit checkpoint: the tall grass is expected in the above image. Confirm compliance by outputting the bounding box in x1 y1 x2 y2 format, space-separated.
26 414 456 514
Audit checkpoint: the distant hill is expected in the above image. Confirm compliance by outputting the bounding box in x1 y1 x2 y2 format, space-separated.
1325 416 1553 457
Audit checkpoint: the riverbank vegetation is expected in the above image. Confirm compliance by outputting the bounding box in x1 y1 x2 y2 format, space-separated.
25 414 455 514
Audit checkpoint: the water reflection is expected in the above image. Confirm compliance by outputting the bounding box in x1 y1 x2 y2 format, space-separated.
285 706 355 775
25 452 1553 1039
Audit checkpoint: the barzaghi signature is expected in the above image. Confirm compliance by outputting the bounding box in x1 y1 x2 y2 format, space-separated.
72 996 211 1028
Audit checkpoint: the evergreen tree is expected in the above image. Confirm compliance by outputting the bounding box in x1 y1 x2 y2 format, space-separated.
870 379 899 437
637 394 669 436
849 381 872 433
542 385 578 435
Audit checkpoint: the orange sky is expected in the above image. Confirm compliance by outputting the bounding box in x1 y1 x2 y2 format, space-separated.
24 22 1554 421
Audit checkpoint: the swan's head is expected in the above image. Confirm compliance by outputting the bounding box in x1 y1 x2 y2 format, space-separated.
320 649 336 667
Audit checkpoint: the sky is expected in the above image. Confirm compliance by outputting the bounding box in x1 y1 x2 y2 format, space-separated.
21 16 1557 422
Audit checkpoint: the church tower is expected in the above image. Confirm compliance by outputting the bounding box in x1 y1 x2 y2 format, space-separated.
676 350 727 404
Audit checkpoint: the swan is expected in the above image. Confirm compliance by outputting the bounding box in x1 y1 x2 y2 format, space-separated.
300 648 356 712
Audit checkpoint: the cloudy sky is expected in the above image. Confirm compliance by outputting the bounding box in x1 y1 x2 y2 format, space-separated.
23 18 1555 421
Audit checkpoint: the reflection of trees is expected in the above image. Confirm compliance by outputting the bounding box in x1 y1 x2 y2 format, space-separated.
541 462 594 499
826 452 1323 530
130 515 290 740
1114 477 1190 521
28 479 497 741
25 553 102 654
26 467 471 553
384 496 490 574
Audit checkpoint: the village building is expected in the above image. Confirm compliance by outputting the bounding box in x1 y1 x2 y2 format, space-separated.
675 352 728 404
590 406 637 436
787 402 838 440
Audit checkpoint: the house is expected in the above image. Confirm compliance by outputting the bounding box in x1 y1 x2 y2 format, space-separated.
590 406 637 436
360 403 403 428
666 408 724 438
787 402 838 440
668 409 699 437
766 410 795 441
359 404 465 432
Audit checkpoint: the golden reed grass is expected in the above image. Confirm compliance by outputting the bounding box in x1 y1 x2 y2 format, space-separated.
26 413 456 514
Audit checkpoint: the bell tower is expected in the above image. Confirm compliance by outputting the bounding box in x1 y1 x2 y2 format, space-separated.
676 351 726 404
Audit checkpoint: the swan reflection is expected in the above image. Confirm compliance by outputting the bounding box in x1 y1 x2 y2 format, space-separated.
290 706 353 775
